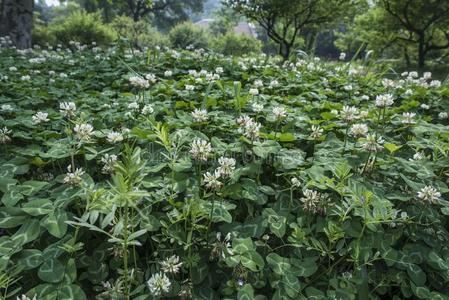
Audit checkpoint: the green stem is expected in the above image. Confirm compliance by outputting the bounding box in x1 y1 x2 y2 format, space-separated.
123 204 129 299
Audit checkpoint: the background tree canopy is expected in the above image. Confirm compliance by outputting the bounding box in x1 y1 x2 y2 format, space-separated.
0 0 449 77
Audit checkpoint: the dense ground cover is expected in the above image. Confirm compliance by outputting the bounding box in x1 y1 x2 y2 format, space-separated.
1 40 449 299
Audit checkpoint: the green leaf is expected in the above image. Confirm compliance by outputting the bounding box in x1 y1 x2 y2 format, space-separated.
267 253 291 275
238 284 255 300
38 258 65 283
17 249 43 270
191 260 208 284
58 284 87 300
41 210 68 238
407 264 426 286
384 143 402 154
233 238 255 253
20 181 48 196
11 219 41 246
22 199 54 216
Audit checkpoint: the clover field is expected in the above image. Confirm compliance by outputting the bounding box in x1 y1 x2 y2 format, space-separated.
1 44 449 300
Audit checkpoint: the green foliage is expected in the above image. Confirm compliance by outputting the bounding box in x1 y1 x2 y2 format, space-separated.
168 21 210 49
212 32 262 56
50 11 117 47
1 39 449 299
112 15 169 48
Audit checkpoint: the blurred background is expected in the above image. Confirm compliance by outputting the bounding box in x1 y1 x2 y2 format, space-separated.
1 0 449 74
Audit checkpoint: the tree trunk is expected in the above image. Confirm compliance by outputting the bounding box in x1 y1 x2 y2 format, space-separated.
279 42 291 61
0 0 34 49
417 34 426 70
403 47 411 68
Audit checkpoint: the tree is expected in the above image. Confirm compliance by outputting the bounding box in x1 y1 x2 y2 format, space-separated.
379 0 449 69
114 0 205 25
335 6 406 62
225 0 353 60
0 0 34 48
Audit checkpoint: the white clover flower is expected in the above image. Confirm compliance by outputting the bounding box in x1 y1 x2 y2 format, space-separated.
343 85 353 91
191 108 208 122
404 89 413 97
185 84 195 91
129 76 149 88
9 66 17 72
147 272 171 296
249 88 259 96
215 67 224 74
32 111 50 124
59 102 76 118
339 52 346 60
358 111 369 119
217 157 236 177
145 73 156 82
350 123 368 137
409 71 418 78
74 123 94 141
59 72 68 78
1 104 13 112
438 112 448 120
410 152 425 161
375 94 394 107
272 106 287 120
402 112 416 124
141 104 154 115
254 79 263 87
21 75 31 81
362 134 384 152
16 294 37 300
160 255 183 274
309 125 323 139
164 70 172 77
101 154 118 174
0 127 12 144
401 71 409 77
429 80 441 88
63 165 85 186
239 118 261 140
300 189 321 212
340 106 359 122
107 131 124 143
127 102 139 110
269 79 279 88
417 186 441 203
251 102 264 113
291 177 301 188
190 139 212 161
360 95 369 101
203 170 223 190
423 72 432 80
211 232 233 259
420 104 430 110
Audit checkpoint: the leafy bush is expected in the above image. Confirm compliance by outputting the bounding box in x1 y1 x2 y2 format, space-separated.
1 44 449 300
112 15 169 49
32 15 56 46
212 32 262 56
168 21 210 49
50 11 116 47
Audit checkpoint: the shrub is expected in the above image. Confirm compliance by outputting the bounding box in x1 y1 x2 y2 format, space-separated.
32 15 56 46
112 15 169 49
50 11 116 47
168 21 210 50
212 32 262 56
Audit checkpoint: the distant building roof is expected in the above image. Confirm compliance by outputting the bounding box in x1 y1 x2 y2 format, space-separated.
234 22 257 37
194 19 258 38
195 19 215 28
